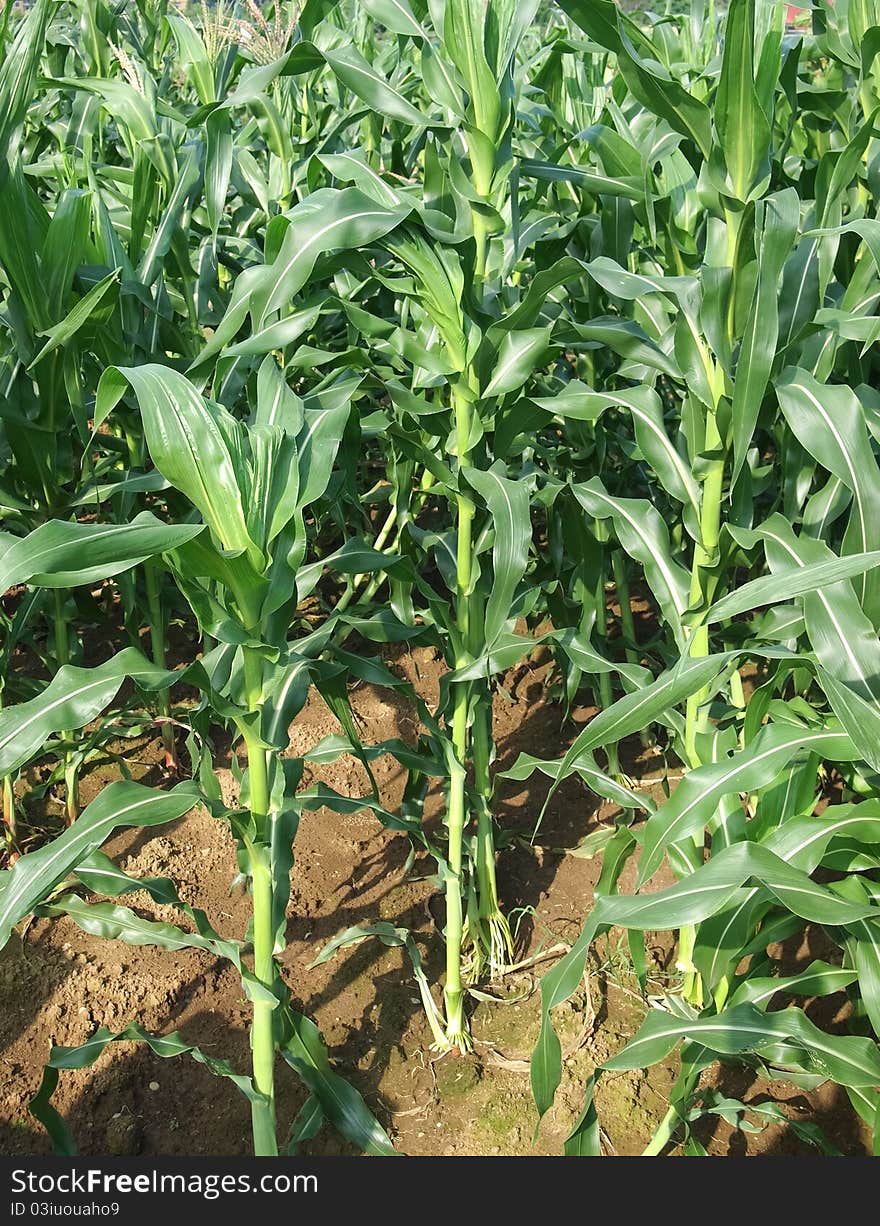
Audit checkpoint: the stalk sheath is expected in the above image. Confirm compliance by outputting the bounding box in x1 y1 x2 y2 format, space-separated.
242 649 278 1153
442 383 477 1049
144 560 176 770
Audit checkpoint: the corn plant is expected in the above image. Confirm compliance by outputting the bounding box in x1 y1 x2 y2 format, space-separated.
511 0 880 1154
0 351 412 1155
184 0 562 1056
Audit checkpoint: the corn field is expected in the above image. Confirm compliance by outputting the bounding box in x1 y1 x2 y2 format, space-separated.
3 0 880 1160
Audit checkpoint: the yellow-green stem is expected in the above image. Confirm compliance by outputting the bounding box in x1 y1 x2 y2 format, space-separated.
334 469 434 617
730 666 746 713
443 383 477 1049
470 686 512 975
248 836 277 1155
0 687 13 842
53 589 69 667
594 525 620 775
63 758 79 827
144 561 176 769
444 757 469 1048
472 692 497 907
679 410 724 1006
642 1064 701 1156
445 124 497 1014
473 211 489 283
242 648 277 1154
2 775 14 843
612 550 638 662
53 590 80 823
683 410 726 768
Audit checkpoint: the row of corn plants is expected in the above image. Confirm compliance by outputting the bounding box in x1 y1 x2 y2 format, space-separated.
521 0 880 1153
3 0 880 1157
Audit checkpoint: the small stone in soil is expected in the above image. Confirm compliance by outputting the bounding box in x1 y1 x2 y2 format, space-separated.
105 1113 142 1157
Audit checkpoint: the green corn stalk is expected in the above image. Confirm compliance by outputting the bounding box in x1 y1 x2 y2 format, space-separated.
299 0 548 1048
0 349 400 1155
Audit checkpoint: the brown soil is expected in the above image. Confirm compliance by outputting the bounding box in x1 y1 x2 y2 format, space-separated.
0 646 871 1158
